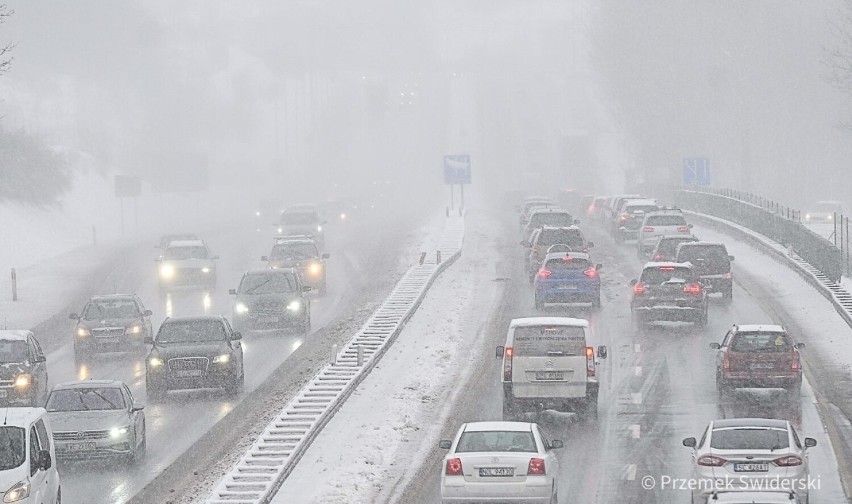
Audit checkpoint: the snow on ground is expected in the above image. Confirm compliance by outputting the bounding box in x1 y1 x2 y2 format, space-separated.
272 195 502 504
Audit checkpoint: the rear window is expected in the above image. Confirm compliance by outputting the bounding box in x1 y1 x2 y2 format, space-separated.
456 431 537 453
530 213 572 227
646 215 687 226
545 257 592 271
710 428 789 450
537 229 584 247
512 326 586 356
677 245 730 268
640 266 695 285
730 332 792 353
656 238 697 256
624 204 659 215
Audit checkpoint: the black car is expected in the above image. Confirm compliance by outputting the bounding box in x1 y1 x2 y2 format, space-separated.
230 269 312 333
630 262 708 327
674 241 734 301
70 294 153 364
262 238 330 295
145 316 244 400
0 330 48 406
649 235 699 262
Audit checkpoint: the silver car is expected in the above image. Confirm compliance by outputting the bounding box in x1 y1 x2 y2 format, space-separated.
46 380 146 464
439 421 562 504
155 239 218 290
683 418 816 504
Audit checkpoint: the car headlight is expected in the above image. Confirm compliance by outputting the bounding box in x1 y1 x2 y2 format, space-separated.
127 324 143 335
308 262 322 275
213 354 231 364
13 374 30 388
160 264 175 279
202 267 211 273
805 213 811 220
287 300 302 312
109 426 130 439
340 213 347 220
235 302 249 315
3 482 29 503
277 227 283 233
828 214 833 221
316 225 323 232
148 357 164 367
76 325 91 337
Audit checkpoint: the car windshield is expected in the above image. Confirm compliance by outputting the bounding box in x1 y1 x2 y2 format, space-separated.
0 427 25 471
711 428 790 450
157 320 226 343
456 430 537 453
513 325 586 356
538 229 585 247
270 243 318 260
82 299 140 320
731 332 793 353
281 212 319 225
641 267 694 285
0 340 27 364
545 257 592 271
239 273 298 294
530 213 572 227
46 387 126 412
164 246 209 260
646 215 687 226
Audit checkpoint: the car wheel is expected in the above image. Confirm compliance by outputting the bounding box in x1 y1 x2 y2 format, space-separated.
226 366 245 397
631 311 644 330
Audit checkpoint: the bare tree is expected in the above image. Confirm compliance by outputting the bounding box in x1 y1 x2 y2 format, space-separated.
0 5 13 75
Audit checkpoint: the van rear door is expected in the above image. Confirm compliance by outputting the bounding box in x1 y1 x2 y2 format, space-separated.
511 325 588 399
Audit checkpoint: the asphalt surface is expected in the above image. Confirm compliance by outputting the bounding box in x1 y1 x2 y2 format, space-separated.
25 204 427 504
399 209 848 504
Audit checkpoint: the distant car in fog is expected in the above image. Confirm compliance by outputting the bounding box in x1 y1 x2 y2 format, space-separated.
155 239 218 291
522 208 576 239
612 198 659 243
630 262 708 327
263 236 329 295
277 204 327 247
70 294 152 364
804 200 849 223
0 331 49 407
155 233 198 252
649 235 699 262
46 380 146 464
674 242 734 301
636 209 692 257
230 268 312 333
523 225 592 280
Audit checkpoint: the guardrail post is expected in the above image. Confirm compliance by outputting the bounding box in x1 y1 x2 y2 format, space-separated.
330 343 338 365
11 268 17 302
436 250 442 264
419 252 426 265
357 344 364 366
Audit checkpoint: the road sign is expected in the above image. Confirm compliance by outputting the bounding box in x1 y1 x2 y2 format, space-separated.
114 175 141 198
683 158 710 186
443 155 471 184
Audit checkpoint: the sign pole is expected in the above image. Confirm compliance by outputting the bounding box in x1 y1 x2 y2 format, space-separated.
460 183 465 209
449 184 455 210
120 197 125 238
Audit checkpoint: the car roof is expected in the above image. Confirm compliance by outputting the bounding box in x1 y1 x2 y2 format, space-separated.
735 324 785 333
283 205 319 214
538 225 580 231
679 241 725 247
52 380 124 391
161 232 197 238
0 330 31 341
244 268 295 276
643 261 693 269
0 407 46 426
162 315 223 324
529 208 570 215
167 240 205 248
463 421 533 432
623 199 658 207
712 418 789 430
273 237 316 245
90 294 135 301
544 252 591 261
510 317 589 328
657 235 697 241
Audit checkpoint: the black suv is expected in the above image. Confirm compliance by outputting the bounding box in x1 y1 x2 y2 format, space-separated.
262 237 330 295
70 294 153 364
145 316 244 400
0 330 48 406
630 262 708 327
674 241 734 301
229 269 312 333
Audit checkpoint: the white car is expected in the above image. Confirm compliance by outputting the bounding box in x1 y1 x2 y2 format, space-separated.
155 239 218 290
0 408 61 504
439 421 562 504
704 491 798 503
683 418 816 504
636 209 692 257
804 200 848 223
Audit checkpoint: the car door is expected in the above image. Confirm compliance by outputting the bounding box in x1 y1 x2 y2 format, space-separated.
28 336 47 403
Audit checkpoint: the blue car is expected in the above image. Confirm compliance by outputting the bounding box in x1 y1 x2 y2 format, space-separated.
533 252 602 309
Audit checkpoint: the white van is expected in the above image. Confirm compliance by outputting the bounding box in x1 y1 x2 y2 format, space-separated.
0 408 61 504
496 317 607 421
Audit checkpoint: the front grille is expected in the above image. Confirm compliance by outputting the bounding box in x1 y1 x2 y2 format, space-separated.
168 357 209 372
92 327 125 339
54 430 111 441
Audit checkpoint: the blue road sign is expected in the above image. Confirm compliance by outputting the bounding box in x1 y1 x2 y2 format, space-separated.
444 155 471 184
683 158 710 186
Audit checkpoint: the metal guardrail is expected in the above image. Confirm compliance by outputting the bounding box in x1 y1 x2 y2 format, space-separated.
674 188 844 282
203 216 465 504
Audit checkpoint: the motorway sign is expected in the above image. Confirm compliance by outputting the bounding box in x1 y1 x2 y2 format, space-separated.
443 155 471 184
683 157 710 186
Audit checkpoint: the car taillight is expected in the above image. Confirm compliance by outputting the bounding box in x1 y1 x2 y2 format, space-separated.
532 247 539 255
633 283 646 295
683 283 702 295
527 458 546 475
643 226 655 233
538 269 552 279
503 347 513 381
791 352 800 372
697 455 727 466
773 455 803 467
583 267 597 278
677 226 689 232
722 353 730 371
586 346 595 377
620 214 628 221
446 458 464 475
654 254 663 261
723 272 732 280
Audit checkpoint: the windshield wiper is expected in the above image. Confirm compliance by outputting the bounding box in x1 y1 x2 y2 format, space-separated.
89 389 120 410
245 279 272 294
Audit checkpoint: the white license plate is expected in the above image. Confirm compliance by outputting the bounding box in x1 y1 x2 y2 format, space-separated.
479 467 514 477
535 371 564 381
257 316 279 323
734 463 769 472
175 370 203 378
96 337 121 344
749 363 774 369
557 285 577 290
66 442 96 451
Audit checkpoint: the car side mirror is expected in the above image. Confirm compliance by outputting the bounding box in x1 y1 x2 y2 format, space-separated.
38 450 51 471
231 332 243 341
144 335 154 345
587 242 595 248
439 440 452 449
728 256 735 261
69 313 79 320
228 289 237 295
629 279 638 286
596 263 603 270
302 286 312 293
688 224 694 229
34 355 46 364
322 253 331 259
804 437 817 448
597 346 607 359
131 402 145 412
709 342 721 349
496 346 504 358
795 342 806 349
143 310 152 317
574 219 581 225
682 437 697 448
261 256 269 262
550 439 564 449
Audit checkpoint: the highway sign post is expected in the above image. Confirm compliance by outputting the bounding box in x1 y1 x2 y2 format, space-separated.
683 158 711 186
444 155 471 211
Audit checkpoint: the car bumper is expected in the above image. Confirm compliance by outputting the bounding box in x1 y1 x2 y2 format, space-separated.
148 368 238 391
234 312 304 330
633 304 704 321
442 477 552 503
55 439 135 459
505 382 598 404
535 286 599 304
721 372 802 388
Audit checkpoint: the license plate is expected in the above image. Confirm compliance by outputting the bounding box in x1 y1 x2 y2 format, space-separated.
175 370 203 378
66 442 96 451
734 463 769 472
257 316 279 323
96 337 120 344
479 467 514 477
557 285 577 290
749 363 774 370
535 371 564 381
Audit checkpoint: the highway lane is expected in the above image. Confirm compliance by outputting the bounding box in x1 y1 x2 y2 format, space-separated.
25 202 429 504
403 208 847 503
